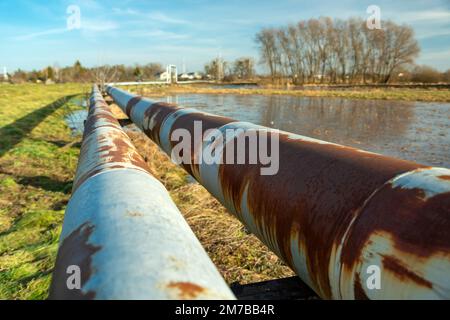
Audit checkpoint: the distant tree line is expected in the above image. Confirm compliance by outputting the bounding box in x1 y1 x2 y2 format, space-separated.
399 65 450 84
255 17 430 84
8 61 164 84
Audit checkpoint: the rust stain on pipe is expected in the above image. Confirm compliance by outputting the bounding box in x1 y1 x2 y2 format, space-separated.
49 223 101 300
72 93 150 192
217 134 426 298
167 282 206 299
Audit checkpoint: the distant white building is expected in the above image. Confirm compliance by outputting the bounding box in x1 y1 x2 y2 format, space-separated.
178 73 190 81
178 72 202 81
157 65 178 83
157 71 170 81
189 72 202 80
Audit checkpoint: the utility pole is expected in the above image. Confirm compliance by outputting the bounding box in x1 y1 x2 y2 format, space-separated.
217 52 223 82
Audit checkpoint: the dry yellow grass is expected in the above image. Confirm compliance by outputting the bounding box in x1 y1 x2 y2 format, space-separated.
124 84 450 102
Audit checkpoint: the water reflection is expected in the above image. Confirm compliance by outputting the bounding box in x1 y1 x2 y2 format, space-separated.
65 110 88 137
160 94 450 167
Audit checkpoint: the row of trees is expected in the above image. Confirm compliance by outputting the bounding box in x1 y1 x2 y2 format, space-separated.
8 58 256 84
255 17 421 84
404 65 450 83
8 61 164 84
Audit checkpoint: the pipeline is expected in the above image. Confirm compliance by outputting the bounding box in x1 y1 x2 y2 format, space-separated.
107 85 450 300
49 85 236 300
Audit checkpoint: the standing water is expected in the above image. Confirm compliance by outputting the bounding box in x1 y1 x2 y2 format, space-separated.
65 98 88 136
158 94 450 168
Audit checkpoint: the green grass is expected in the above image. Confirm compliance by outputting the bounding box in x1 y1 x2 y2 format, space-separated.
0 83 89 299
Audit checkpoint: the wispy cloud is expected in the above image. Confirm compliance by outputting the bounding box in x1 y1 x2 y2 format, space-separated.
417 29 450 39
82 19 119 32
13 28 68 41
395 10 450 23
148 12 188 24
112 8 188 25
13 19 118 41
130 29 190 39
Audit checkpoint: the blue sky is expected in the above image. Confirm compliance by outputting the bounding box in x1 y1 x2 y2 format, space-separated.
0 0 449 73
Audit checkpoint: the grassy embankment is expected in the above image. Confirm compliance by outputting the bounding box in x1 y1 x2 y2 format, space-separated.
0 83 89 299
0 83 293 299
127 84 450 102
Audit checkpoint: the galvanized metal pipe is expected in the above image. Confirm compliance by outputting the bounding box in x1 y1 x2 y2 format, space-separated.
107 85 450 300
49 85 236 300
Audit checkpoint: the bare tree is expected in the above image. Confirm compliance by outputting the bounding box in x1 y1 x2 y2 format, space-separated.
233 57 255 80
255 17 420 85
92 65 118 91
255 28 281 82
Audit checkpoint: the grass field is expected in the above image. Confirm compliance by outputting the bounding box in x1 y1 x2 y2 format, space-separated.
128 84 450 102
0 83 89 299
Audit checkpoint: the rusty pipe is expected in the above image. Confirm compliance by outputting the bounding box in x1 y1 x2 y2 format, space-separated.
49 85 236 300
106 85 450 300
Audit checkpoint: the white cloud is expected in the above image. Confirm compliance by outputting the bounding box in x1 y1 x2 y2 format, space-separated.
112 8 188 25
416 29 450 39
130 29 189 39
148 12 188 25
394 10 450 23
82 19 119 32
13 28 68 41
419 49 450 61
13 18 118 41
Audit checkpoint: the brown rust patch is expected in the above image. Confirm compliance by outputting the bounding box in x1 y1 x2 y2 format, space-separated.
125 96 142 117
218 133 425 299
167 282 205 299
126 211 144 218
73 93 151 192
341 186 450 272
143 102 181 146
438 175 450 181
83 111 118 139
49 223 101 300
382 255 432 288
73 128 150 190
168 112 235 177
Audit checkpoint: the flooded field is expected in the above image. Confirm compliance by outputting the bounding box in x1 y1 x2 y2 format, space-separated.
158 94 450 167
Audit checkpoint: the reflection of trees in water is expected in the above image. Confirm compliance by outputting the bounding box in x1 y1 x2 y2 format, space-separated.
260 96 415 145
